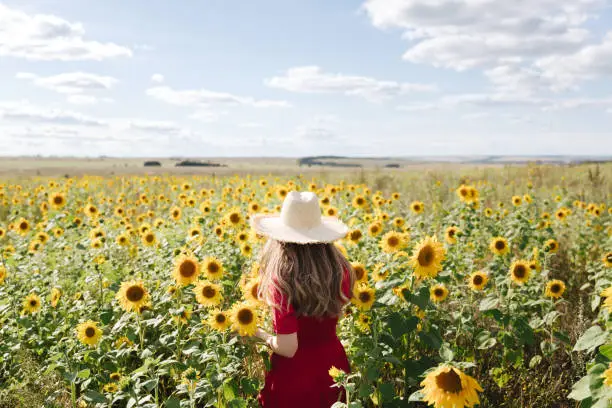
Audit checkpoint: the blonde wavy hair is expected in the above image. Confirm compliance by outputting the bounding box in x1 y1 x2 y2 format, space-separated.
258 239 354 318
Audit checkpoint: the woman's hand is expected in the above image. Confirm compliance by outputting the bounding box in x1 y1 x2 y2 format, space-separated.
254 327 271 342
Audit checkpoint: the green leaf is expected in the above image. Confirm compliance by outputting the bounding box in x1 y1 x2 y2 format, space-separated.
515 318 534 346
439 343 454 362
529 355 542 368
419 328 443 350
378 382 395 403
165 397 180 408
385 312 417 338
83 390 107 404
227 399 247 408
358 383 374 398
568 375 591 401
598 342 612 360
475 330 497 350
77 369 90 379
574 326 608 352
479 296 499 311
410 287 430 309
408 390 424 402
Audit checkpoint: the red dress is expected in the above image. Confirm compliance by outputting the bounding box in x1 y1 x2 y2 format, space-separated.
258 268 352 408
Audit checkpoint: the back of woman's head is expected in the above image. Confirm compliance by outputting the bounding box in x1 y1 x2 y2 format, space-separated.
258 239 354 318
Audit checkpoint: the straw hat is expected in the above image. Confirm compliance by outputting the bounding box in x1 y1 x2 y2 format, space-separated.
251 191 348 244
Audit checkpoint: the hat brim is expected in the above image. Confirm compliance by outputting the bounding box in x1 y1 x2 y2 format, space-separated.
251 214 348 244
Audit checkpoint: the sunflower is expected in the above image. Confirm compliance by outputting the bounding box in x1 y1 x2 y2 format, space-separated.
409 236 446 279
170 206 182 221
0 266 6 284
50 287 61 307
468 271 488 291
380 231 405 254
372 263 388 282
411 201 424 214
352 283 376 311
444 226 460 245
329 366 345 381
367 222 383 237
544 239 559 253
109 372 121 382
0 227 5 239
208 309 231 331
23 293 41 314
347 229 363 244
174 309 193 325
351 262 368 283
484 208 493 217
49 192 66 209
335 242 348 257
555 209 567 222
509 260 531 285
231 302 259 336
116 233 129 246
603 252 612 268
325 207 338 217
16 218 30 235
242 277 262 303
352 195 367 209
141 231 157 247
76 321 103 347
203 257 224 281
512 196 522 206
602 362 612 388
194 280 223 307
420 365 483 408
545 280 566 299
173 255 201 286
489 237 509 256
224 209 243 227
116 280 150 313
102 383 119 394
430 284 449 303
356 313 372 333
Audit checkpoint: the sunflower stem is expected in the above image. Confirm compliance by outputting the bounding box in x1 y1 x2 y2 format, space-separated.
137 313 144 349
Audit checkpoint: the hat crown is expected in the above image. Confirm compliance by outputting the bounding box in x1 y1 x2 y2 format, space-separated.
280 191 322 230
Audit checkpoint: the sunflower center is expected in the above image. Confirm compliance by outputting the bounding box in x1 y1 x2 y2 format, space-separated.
215 314 226 323
53 196 63 205
29 300 37 306
414 204 421 211
514 265 526 278
418 245 434 267
237 309 254 325
358 291 371 303
145 234 154 243
351 231 362 240
448 229 455 237
251 283 259 299
126 285 145 302
494 240 505 250
387 236 400 247
85 327 96 337
460 189 468 197
202 286 216 298
549 242 556 250
435 369 463 394
180 261 197 278
229 213 240 224
207 262 220 274
473 275 483 285
551 284 561 293
19 222 28 230
434 288 444 297
606 254 612 263
354 267 365 280
356 198 364 205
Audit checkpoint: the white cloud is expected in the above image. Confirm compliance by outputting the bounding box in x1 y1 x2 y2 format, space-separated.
188 110 227 123
146 85 291 109
66 95 113 105
0 100 107 126
265 66 436 101
151 74 165 83
536 33 612 90
0 3 132 60
16 72 118 94
238 122 265 128
362 0 608 92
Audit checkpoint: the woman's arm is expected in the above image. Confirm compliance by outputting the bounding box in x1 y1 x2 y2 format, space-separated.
255 328 298 358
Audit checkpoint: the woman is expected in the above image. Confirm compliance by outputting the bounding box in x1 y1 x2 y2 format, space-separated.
250 191 355 408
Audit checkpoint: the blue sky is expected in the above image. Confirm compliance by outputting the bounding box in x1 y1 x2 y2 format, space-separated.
1 0 612 157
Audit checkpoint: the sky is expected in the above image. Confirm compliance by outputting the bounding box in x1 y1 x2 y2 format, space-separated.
1 0 612 157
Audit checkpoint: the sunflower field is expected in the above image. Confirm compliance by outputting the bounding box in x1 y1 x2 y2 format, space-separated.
0 164 611 408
